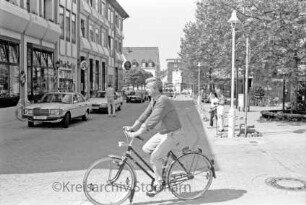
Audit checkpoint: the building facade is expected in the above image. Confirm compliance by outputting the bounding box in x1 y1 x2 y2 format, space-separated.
0 0 128 106
78 0 128 97
0 0 61 106
122 47 160 77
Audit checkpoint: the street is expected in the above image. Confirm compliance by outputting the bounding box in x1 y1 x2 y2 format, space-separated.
0 101 153 174
1 97 306 205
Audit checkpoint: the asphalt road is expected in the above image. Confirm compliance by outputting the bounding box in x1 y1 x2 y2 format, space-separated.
0 99 213 175
0 101 150 174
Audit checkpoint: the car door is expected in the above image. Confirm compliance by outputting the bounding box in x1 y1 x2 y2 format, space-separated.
71 94 80 118
77 93 87 115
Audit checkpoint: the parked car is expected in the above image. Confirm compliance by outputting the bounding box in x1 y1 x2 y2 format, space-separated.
90 91 123 112
23 92 91 128
126 91 145 103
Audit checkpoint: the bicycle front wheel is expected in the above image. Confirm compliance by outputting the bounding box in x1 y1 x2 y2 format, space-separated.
83 156 136 205
167 152 213 200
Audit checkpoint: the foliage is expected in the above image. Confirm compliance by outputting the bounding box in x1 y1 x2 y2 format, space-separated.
124 68 153 87
261 110 306 121
249 85 265 100
179 0 306 97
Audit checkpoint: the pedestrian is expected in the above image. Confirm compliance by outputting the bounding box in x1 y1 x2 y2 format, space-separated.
124 77 182 197
106 83 116 117
215 86 225 132
209 92 218 127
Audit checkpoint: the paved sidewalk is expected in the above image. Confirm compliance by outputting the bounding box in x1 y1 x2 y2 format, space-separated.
0 97 306 205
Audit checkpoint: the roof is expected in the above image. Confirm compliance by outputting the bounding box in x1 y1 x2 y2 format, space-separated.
108 0 129 19
123 47 160 64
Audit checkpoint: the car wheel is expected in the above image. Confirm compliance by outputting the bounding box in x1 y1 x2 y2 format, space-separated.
28 121 34 127
82 110 89 121
62 112 70 128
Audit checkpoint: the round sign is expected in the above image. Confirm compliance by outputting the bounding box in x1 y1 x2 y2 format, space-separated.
124 61 131 70
80 60 87 70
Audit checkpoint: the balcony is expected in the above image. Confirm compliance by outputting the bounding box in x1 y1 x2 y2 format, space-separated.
0 1 30 33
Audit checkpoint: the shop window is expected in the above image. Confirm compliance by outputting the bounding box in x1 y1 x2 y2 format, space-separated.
0 65 9 97
0 44 8 63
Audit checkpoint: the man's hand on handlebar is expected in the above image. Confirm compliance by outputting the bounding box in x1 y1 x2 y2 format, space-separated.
123 126 134 132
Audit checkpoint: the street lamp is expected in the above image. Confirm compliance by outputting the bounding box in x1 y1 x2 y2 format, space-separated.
228 10 240 138
197 62 201 105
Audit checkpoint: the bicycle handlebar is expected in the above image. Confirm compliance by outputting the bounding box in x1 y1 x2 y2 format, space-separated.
122 127 144 146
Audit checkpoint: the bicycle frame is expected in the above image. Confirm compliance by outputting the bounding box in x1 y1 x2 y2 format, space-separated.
112 141 192 188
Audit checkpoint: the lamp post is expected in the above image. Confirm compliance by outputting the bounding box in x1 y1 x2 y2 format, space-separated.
197 62 201 105
228 10 240 138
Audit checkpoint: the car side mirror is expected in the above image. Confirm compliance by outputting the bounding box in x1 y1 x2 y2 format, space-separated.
74 100 78 104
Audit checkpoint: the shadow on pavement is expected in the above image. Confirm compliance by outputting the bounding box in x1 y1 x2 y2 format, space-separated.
133 189 247 205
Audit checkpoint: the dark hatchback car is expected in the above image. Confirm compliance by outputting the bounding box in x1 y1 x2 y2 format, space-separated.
126 91 145 103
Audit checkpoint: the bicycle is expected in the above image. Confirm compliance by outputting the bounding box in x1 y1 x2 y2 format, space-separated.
83 128 216 205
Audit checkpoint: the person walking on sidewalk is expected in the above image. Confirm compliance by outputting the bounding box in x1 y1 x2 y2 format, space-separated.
106 83 116 117
209 92 218 127
125 77 182 197
216 86 225 132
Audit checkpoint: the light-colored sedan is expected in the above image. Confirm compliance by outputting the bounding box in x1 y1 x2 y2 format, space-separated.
23 92 91 128
90 91 123 113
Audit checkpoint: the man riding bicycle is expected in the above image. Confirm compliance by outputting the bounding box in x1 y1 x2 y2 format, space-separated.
125 77 182 197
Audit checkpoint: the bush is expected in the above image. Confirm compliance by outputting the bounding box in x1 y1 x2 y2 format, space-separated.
261 110 306 121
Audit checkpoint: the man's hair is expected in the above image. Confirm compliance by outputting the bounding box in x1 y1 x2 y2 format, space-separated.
145 77 163 92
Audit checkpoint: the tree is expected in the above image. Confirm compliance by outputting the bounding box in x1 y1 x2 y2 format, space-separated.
125 68 153 89
180 0 306 106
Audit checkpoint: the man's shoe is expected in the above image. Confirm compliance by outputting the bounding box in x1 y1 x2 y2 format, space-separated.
146 184 163 197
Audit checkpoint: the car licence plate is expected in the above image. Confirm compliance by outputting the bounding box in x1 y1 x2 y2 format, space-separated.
34 116 47 120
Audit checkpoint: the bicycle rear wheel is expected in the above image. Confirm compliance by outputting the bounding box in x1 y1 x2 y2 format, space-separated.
167 152 213 200
83 156 136 205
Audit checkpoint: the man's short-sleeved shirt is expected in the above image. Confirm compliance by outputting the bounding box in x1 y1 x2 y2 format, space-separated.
106 87 115 98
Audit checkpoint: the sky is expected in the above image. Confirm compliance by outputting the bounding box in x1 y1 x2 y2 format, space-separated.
117 0 198 70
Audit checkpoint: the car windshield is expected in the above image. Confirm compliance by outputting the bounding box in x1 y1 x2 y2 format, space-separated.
96 92 106 98
40 93 72 104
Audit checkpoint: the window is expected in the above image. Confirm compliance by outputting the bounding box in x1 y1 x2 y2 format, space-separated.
66 10 70 41
95 60 99 90
108 8 111 21
71 13 76 43
81 19 86 38
119 42 122 53
98 0 101 14
108 36 111 48
102 29 105 47
95 0 99 11
59 6 64 39
90 24 94 42
96 28 100 44
102 1 105 17
111 10 114 24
